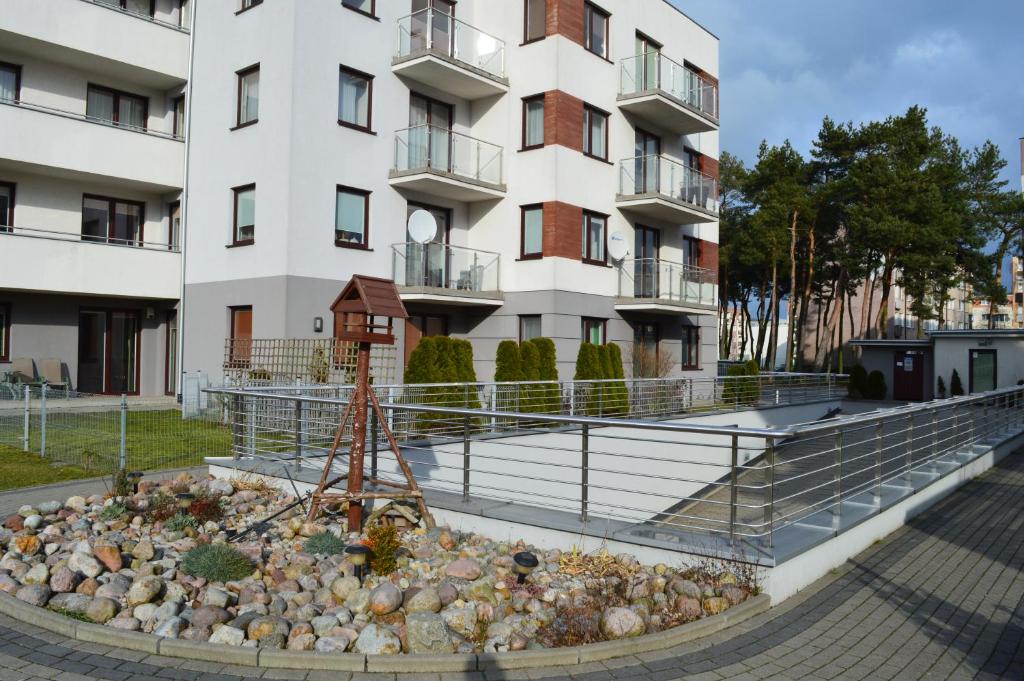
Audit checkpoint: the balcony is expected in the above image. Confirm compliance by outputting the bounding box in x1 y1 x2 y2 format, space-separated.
393 9 508 100
0 226 181 300
390 125 506 202
0 99 184 191
391 242 503 308
616 155 718 224
1 0 190 86
617 53 718 135
616 258 717 315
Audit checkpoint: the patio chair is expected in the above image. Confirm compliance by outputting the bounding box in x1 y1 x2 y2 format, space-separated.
39 358 69 394
8 357 36 384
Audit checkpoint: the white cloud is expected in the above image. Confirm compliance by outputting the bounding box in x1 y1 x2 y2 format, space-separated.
894 29 970 63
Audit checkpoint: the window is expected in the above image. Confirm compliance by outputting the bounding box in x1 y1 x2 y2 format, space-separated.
229 306 253 367
584 2 609 59
238 0 262 12
0 182 14 232
168 201 181 251
0 62 21 103
520 315 542 342
339 66 373 131
582 317 606 345
81 195 145 245
342 0 375 17
682 236 700 268
521 204 543 259
681 325 699 369
522 95 545 149
0 303 9 362
87 85 148 130
235 65 259 127
232 184 255 245
77 309 140 395
172 95 186 137
633 322 659 377
336 186 370 249
177 0 192 27
98 0 154 17
581 211 607 264
583 105 608 160
524 0 546 43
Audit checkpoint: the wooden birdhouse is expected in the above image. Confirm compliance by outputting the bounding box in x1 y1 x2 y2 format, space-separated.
330 275 408 346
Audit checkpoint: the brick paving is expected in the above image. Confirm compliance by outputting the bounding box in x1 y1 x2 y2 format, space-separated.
0 454 1022 680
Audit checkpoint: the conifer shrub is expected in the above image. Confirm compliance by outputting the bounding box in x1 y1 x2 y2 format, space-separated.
603 343 630 416
529 337 562 413
520 341 542 413
574 343 605 415
866 370 887 400
847 365 868 399
722 361 760 406
950 369 965 396
366 524 400 576
181 543 254 583
495 340 524 412
936 376 947 399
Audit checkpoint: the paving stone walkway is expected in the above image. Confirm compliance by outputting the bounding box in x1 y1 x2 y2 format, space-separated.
0 454 1022 681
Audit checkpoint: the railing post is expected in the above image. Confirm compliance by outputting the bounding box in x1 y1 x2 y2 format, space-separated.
231 394 242 460
22 385 30 452
569 380 576 416
874 421 883 507
762 437 775 549
119 395 128 471
371 408 379 480
246 395 256 457
905 414 914 484
40 383 47 458
425 8 433 51
729 434 738 543
580 423 589 522
833 428 843 532
930 411 938 469
293 397 302 472
462 414 471 502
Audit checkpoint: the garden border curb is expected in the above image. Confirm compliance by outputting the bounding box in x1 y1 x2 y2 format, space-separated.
0 591 770 672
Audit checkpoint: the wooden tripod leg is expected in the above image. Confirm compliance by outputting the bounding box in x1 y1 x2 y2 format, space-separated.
367 387 436 528
307 397 355 522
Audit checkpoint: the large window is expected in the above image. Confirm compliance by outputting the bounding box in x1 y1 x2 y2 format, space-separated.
0 303 9 362
77 309 140 395
98 0 154 17
521 204 543 259
520 315 542 342
173 95 186 137
342 0 375 17
0 62 21 103
238 0 262 12
584 2 609 59
232 184 255 246
168 201 181 251
235 65 259 127
336 186 370 249
87 85 147 130
82 195 145 245
633 322 659 377
581 210 607 264
0 181 14 232
522 95 545 149
583 104 608 160
524 0 546 43
681 325 699 369
582 317 606 345
339 66 373 132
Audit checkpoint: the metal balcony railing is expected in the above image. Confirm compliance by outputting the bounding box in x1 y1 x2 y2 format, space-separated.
619 154 718 213
391 242 500 294
619 258 717 307
396 8 506 80
393 125 503 186
0 224 179 252
0 97 184 141
619 51 718 120
83 0 191 33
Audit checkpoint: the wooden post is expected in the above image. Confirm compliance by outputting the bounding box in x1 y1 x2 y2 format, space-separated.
346 342 371 532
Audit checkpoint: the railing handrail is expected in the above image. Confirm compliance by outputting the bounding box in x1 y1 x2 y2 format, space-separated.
0 97 184 142
80 0 190 33
620 154 715 183
397 7 505 52
624 256 716 277
0 224 180 252
395 124 503 152
390 241 501 259
624 51 715 87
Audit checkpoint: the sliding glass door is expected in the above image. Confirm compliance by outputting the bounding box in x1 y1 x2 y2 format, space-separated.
77 309 140 395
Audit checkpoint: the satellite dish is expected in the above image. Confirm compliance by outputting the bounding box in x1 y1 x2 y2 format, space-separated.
608 232 629 261
407 210 438 245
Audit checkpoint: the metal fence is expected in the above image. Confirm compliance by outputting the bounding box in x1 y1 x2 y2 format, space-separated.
204 382 1024 563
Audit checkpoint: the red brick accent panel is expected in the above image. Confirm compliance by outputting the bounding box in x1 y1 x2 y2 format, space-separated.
547 0 584 46
543 91 584 151
542 201 583 260
699 155 719 181
700 241 719 273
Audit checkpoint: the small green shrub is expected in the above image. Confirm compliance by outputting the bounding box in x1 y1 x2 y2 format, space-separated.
722 362 760 406
847 365 868 399
574 343 605 416
603 343 629 417
529 337 561 413
99 503 127 522
366 524 400 575
936 376 947 399
495 340 524 382
520 341 542 413
181 543 254 583
305 531 346 556
111 468 132 498
866 370 887 400
308 347 330 384
164 513 199 532
950 369 965 396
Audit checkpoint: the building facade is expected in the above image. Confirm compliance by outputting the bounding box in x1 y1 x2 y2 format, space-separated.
1 0 720 393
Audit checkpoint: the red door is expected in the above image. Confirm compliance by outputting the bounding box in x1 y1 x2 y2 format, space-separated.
893 351 924 401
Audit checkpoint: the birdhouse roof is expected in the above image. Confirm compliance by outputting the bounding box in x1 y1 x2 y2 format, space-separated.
330 275 408 319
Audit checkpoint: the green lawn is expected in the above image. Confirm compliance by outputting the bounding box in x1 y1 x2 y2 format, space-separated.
0 445 96 491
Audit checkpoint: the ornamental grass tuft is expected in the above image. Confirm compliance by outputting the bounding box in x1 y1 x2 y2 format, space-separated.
181 542 254 583
304 531 346 556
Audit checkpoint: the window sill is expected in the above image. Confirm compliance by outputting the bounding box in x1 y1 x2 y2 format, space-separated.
582 152 614 165
519 37 546 47
583 48 614 65
519 145 544 153
582 259 610 268
335 242 373 251
338 120 376 135
230 120 258 131
235 2 262 15
226 241 254 249
516 254 543 262
342 5 380 21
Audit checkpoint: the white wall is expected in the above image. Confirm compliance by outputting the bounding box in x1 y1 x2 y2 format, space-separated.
933 336 1024 393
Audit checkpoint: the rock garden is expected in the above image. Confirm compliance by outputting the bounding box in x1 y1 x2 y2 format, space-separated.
0 474 757 655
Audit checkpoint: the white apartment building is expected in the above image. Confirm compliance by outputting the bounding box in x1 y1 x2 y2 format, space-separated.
1 0 721 394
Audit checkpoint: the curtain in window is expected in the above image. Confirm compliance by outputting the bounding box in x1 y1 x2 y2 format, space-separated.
82 197 110 242
339 71 368 127
520 316 541 341
525 99 544 146
336 191 365 245
523 208 542 255
87 89 115 123
590 113 606 159
0 67 16 102
526 0 546 41
236 190 255 240
241 71 259 123
112 202 142 244
125 0 152 16
119 97 146 129
407 96 430 169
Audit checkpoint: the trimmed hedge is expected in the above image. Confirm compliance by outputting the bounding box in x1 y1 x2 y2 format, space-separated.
722 361 760 406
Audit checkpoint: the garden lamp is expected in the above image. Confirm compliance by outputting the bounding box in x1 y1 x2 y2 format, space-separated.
345 544 372 584
175 493 194 511
513 551 539 584
127 471 144 495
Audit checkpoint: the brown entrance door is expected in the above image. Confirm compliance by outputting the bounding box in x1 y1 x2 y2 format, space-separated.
893 350 924 401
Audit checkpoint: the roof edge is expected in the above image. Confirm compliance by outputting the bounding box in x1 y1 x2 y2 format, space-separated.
661 0 719 41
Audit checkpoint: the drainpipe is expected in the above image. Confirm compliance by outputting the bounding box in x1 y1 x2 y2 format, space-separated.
176 0 199 401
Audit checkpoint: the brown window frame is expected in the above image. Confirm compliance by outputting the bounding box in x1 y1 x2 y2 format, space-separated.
523 0 546 44
0 62 22 102
520 204 543 260
167 200 181 251
342 0 377 19
335 185 371 250
236 0 262 15
231 183 256 247
519 314 542 343
583 1 610 60
582 104 610 162
521 94 545 150
581 210 608 266
0 302 10 362
681 325 700 370
338 65 374 133
228 305 253 367
0 180 14 232
234 64 260 129
87 83 149 131
81 194 146 246
581 317 607 345
172 94 186 137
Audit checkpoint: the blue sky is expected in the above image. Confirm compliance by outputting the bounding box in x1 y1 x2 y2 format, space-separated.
676 0 1024 187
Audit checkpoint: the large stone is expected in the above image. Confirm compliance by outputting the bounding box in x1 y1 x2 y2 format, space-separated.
14 535 41 557
0 574 20 595
702 597 728 616
38 501 62 515
440 604 477 637
353 624 402 655
50 566 80 593
599 607 646 639
86 597 120 624
92 541 123 572
670 578 702 600
208 479 234 497
287 633 316 651
192 606 231 629
405 587 442 613
133 603 158 622
131 540 155 561
49 593 92 615
406 612 455 654
68 552 103 579
369 582 402 616
208 625 246 646
23 515 43 530
22 563 49 586
16 584 51 607
345 588 370 614
247 616 290 641
203 587 231 608
314 635 352 653
154 616 184 638
330 575 360 602
311 615 340 637
127 576 163 605
445 559 482 580
3 515 23 531
674 596 702 620
65 496 87 513
108 616 141 631
721 585 746 606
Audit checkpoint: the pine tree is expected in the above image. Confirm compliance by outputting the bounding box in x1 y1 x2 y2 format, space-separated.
495 340 524 412
604 342 629 416
528 337 560 413
520 341 541 413
950 369 965 396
